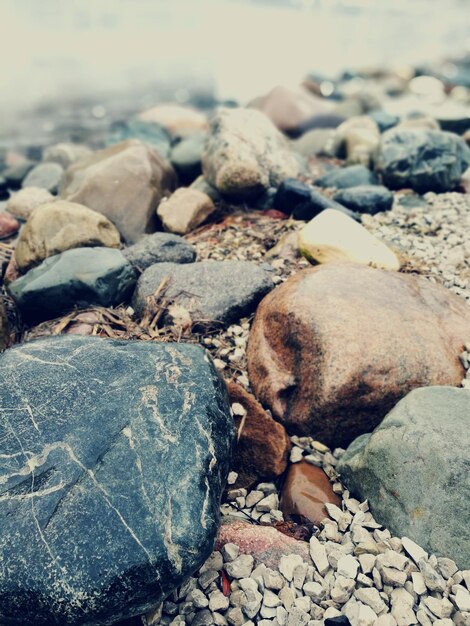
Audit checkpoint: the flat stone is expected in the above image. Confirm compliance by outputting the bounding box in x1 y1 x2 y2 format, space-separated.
298 209 400 270
122 232 196 272
280 460 341 525
132 260 274 328
0 335 233 625
202 108 302 199
9 247 136 324
60 140 176 244
22 162 64 193
333 185 393 215
157 187 215 235
315 165 377 189
14 200 121 272
376 128 470 193
226 381 290 488
247 264 470 448
6 186 54 220
402 537 428 565
338 387 470 569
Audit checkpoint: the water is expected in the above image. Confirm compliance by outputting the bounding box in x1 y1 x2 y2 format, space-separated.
0 0 469 124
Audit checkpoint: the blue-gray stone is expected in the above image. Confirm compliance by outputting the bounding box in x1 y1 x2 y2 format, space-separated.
122 233 197 272
333 185 393 214
338 386 470 569
22 162 64 194
315 165 377 189
170 132 206 183
376 128 470 193
9 247 136 324
368 111 399 133
107 120 171 159
0 335 233 625
132 260 275 327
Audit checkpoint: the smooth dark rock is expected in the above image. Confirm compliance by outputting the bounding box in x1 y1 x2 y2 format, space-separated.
315 165 377 189
338 386 470 569
0 176 8 200
324 617 351 626
133 260 275 327
292 113 346 137
333 184 393 214
253 187 277 211
106 119 171 159
0 335 233 625
376 128 470 193
3 161 35 190
170 132 206 183
273 179 312 215
293 190 358 222
368 110 399 133
9 247 136 324
22 162 64 194
123 233 197 272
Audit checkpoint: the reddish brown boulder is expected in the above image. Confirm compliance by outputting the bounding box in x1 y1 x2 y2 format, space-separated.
60 140 176 243
247 263 470 448
216 519 312 570
280 460 340 525
0 212 19 240
227 381 291 488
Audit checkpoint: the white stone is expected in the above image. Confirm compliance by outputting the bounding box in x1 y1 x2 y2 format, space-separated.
302 582 325 603
279 586 295 610
279 554 304 582
263 589 281 608
411 572 426 596
375 615 398 626
423 596 453 619
377 551 409 571
227 471 238 485
263 568 285 591
309 537 330 575
391 588 418 626
331 576 355 604
298 209 400 271
355 587 388 613
293 563 308 589
225 554 254 579
222 543 240 562
256 493 279 513
357 602 378 626
286 606 310 626
455 588 470 612
337 554 360 579
245 490 264 508
209 590 230 612
402 537 428 564
290 446 304 463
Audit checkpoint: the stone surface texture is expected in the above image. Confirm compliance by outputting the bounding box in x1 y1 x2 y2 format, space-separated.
122 233 196 272
60 140 176 244
0 336 233 625
157 187 215 235
338 386 470 569
247 263 470 447
6 187 54 221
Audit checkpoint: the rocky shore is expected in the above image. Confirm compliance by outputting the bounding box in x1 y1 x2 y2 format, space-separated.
0 54 469 626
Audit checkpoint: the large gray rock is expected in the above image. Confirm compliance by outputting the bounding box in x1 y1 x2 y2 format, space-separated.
202 108 303 199
376 128 470 193
338 387 470 568
122 232 196 272
133 260 275 327
22 162 64 193
9 247 136 324
0 335 233 625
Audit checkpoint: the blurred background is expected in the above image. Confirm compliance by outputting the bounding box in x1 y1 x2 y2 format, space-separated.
0 0 469 141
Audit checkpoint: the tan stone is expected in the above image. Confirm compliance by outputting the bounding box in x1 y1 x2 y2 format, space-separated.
202 108 302 198
227 381 291 489
60 140 176 243
6 187 54 221
298 209 400 270
247 263 470 448
14 200 121 272
331 116 380 166
138 104 208 136
157 188 215 235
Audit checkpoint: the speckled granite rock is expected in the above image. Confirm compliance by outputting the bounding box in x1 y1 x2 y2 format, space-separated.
338 386 470 569
122 232 196 272
9 247 136 324
0 335 233 625
132 260 275 327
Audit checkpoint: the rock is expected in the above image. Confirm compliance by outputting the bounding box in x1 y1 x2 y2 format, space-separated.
157 188 215 235
0 211 20 239
250 85 335 135
3 160 35 189
293 191 358 222
315 165 378 189
298 209 400 270
14 200 121 272
291 128 335 158
132 260 274 328
170 132 206 182
273 179 312 215
280 460 341 525
138 104 208 137
226 381 290 488
331 116 380 167
376 128 470 193
60 140 176 244
247 264 470 448
324 617 352 626
225 554 254 579
369 111 399 133
0 303 8 350
122 233 196 272
6 186 54 220
332 185 393 214
42 142 93 168
190 175 221 203
338 386 470 569
337 555 360 579
279 554 305 582
22 162 64 193
9 247 136 324
202 108 302 199
309 536 329 575
216 519 312 570
0 335 233 625
106 120 171 158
